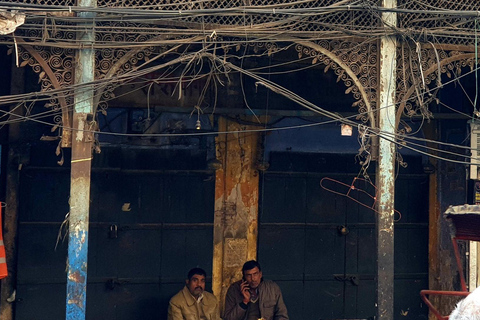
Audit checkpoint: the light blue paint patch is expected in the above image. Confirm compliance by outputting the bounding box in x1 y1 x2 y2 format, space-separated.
66 229 89 320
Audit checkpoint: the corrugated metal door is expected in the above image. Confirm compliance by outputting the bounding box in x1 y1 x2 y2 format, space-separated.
86 171 215 320
258 153 428 320
15 150 215 320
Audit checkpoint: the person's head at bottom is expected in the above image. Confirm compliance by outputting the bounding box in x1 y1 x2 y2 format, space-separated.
242 260 263 289
186 267 206 298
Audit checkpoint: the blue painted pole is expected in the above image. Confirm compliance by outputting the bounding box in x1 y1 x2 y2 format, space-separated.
66 0 95 319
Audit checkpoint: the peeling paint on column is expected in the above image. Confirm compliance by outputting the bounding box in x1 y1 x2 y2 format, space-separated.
376 0 397 317
66 226 89 318
212 117 260 311
66 0 95 316
67 171 92 319
67 82 94 320
75 118 85 141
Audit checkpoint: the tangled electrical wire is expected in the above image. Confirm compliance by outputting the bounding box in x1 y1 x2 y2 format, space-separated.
0 0 477 174
0 0 479 48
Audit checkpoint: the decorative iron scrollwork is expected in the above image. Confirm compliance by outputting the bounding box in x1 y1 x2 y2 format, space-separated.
295 40 378 125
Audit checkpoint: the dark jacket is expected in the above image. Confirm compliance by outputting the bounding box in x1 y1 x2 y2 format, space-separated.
223 279 289 320
168 286 222 320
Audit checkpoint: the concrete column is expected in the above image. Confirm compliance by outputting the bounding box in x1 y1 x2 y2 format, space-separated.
376 0 397 319
212 117 260 313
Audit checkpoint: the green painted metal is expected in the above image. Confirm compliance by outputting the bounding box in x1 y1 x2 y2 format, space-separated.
376 0 397 319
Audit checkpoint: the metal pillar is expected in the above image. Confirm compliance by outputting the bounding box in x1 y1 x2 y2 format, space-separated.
376 0 397 319
66 0 95 319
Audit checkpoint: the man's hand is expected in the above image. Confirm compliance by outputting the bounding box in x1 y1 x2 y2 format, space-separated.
240 280 251 304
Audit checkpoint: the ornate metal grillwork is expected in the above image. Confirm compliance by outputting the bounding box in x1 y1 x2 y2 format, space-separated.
5 0 75 4
3 0 480 46
12 43 74 146
398 0 479 46
396 44 476 120
4 0 480 147
295 40 378 124
5 0 381 37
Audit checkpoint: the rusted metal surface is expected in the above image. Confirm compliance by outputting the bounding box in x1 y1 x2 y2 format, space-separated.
212 117 260 312
66 2 95 317
376 0 397 319
67 112 94 320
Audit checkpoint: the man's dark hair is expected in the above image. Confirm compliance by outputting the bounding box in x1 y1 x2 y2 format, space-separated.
242 260 262 273
187 267 207 280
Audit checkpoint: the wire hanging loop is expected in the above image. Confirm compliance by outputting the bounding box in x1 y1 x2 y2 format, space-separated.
320 177 402 221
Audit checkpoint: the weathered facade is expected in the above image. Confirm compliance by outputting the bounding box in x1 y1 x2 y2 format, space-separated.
0 0 478 319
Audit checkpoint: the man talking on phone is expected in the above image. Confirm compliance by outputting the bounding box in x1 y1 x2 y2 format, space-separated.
223 260 289 320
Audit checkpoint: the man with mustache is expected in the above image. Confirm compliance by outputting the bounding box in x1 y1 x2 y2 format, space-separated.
168 267 222 320
223 260 289 320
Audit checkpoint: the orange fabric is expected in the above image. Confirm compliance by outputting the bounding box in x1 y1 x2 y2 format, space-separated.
0 204 7 279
